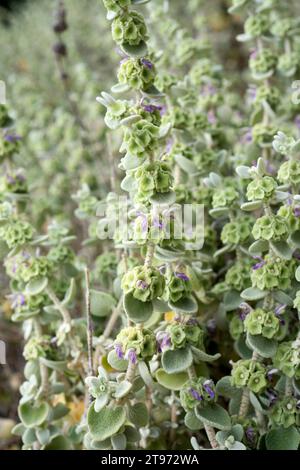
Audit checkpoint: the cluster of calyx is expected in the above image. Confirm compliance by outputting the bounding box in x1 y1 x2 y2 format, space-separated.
3 0 300 451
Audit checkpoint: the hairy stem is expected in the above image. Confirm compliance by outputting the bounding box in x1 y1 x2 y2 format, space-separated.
84 267 94 377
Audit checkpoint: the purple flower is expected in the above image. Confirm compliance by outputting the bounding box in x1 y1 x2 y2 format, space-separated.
207 110 217 124
115 343 124 359
239 303 251 321
136 212 148 232
175 272 189 281
293 251 300 260
4 134 21 143
265 388 278 405
186 318 198 326
190 388 203 401
156 331 171 352
203 380 215 399
142 103 163 114
136 279 148 290
9 293 26 309
241 129 253 144
245 427 255 443
202 84 216 97
294 206 300 218
152 216 164 230
250 49 258 60
274 305 286 324
141 58 153 69
126 349 137 365
252 257 266 270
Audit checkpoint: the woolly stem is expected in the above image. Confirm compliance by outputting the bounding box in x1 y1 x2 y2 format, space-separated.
239 388 250 418
84 267 94 378
144 242 155 268
125 359 137 383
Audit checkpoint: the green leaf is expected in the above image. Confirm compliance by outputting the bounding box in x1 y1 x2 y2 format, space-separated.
111 433 127 450
22 428 37 446
36 428 50 446
290 230 300 247
90 290 116 317
39 357 67 371
223 290 242 311
241 287 267 301
142 84 164 97
90 437 111 450
150 191 176 205
296 266 300 282
25 277 48 296
168 296 198 314
121 40 148 58
184 410 203 431
236 166 251 179
174 154 199 175
235 336 253 359
128 403 149 427
114 381 132 399
213 244 234 258
50 403 70 421
124 426 140 443
241 201 263 211
44 435 72 450
61 278 76 306
111 83 130 94
18 402 49 428
107 350 128 371
123 293 153 323
132 0 150 4
162 347 193 373
121 175 136 192
191 347 221 363
266 427 300 450
270 241 292 260
155 368 188 390
88 404 126 441
246 333 277 358
195 404 231 431
12 423 26 436
249 240 269 255
138 361 154 387
120 153 145 171
216 376 241 399
249 392 264 413
209 207 229 219
273 290 294 306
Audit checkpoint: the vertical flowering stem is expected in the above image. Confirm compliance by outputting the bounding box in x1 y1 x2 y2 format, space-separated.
84 266 94 378
33 319 49 399
238 388 250 418
188 366 218 449
144 242 155 268
125 358 137 383
239 351 261 418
